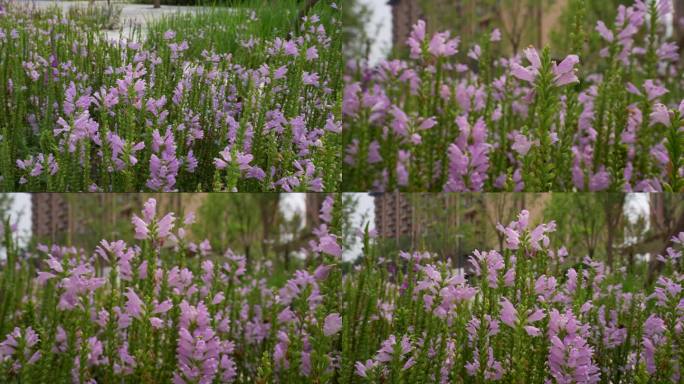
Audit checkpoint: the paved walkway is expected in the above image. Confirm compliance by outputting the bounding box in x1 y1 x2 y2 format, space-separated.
18 1 209 40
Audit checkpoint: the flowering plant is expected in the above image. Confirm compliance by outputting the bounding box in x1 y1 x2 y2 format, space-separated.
1 198 681 383
0 195 344 382
343 210 684 383
0 1 341 192
343 0 684 192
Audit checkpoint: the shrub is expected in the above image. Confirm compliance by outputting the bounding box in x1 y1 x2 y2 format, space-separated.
67 3 122 30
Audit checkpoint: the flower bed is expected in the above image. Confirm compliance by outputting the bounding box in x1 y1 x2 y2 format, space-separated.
0 198 682 382
0 1 341 191
342 0 684 192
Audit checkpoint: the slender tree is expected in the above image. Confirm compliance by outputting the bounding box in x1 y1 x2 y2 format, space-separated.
599 193 626 268
647 194 684 283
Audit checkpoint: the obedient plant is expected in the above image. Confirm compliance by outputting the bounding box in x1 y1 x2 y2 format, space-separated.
0 194 344 383
0 0 341 191
343 0 684 192
342 210 684 383
0 201 682 382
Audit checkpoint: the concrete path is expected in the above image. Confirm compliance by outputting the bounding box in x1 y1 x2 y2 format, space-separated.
17 1 209 40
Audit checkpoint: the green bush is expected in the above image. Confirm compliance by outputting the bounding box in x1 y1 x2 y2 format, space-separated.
68 3 122 30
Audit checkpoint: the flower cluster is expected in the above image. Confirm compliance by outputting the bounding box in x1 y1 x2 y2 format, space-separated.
0 1 341 191
0 196 344 382
343 209 684 383
343 0 684 192
0 199 682 382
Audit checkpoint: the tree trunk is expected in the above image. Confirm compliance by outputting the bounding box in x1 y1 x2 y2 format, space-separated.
537 1 543 48
676 0 684 64
648 212 684 284
606 228 614 268
604 194 625 269
284 246 290 271
153 0 160 9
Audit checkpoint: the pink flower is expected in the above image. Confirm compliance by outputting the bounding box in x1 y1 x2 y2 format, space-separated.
524 47 542 69
302 72 320 86
318 234 342 257
499 298 518 328
510 62 537 83
354 360 375 377
323 313 342 336
124 288 144 319
214 147 231 170
132 215 148 240
589 168 610 191
319 196 334 223
643 80 668 101
131 198 175 241
305 46 318 61
157 213 175 239
553 55 579 86
406 20 426 58
595 21 614 42
511 132 534 156
153 300 173 314
428 32 459 57
0 327 41 370
650 103 671 126
496 224 520 250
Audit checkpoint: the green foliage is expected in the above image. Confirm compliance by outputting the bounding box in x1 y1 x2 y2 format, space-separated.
343 0 684 192
339 207 683 383
0 194 14 221
193 194 279 261
67 2 122 30
342 0 372 60
0 0 341 192
544 194 609 259
551 0 630 60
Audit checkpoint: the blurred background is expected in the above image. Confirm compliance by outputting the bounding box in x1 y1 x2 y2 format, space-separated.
4 193 374 262
368 194 683 282
345 0 684 64
3 193 683 285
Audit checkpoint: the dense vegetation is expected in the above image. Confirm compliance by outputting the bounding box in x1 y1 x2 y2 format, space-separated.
343 0 684 192
1 194 683 383
0 0 341 191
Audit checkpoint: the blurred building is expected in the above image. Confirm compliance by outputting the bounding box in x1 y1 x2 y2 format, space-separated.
372 193 480 266
373 192 477 242
32 194 143 244
32 194 71 242
32 194 208 245
388 0 568 54
372 193 550 265
677 0 684 63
